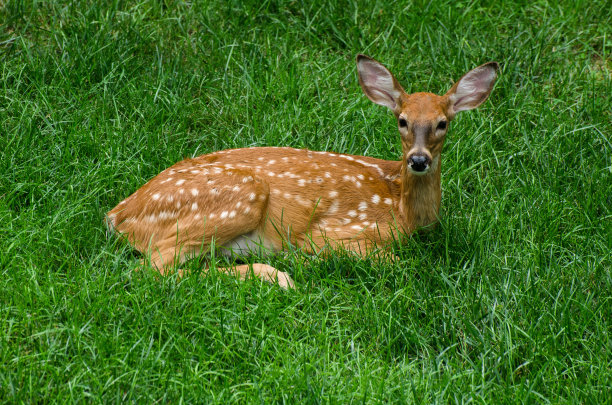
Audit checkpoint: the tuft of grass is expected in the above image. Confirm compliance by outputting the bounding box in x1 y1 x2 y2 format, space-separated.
1 0 610 402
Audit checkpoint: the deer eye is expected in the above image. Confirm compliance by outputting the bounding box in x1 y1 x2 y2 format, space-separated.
437 121 447 131
398 118 407 128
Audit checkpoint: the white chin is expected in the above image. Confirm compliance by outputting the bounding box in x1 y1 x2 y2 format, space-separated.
408 167 430 176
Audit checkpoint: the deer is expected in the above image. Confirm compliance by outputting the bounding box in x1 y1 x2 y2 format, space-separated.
106 55 499 289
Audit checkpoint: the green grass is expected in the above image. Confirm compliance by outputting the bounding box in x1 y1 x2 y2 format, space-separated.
1 0 610 402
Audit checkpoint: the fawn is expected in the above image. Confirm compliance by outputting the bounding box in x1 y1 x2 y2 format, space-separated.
106 55 499 289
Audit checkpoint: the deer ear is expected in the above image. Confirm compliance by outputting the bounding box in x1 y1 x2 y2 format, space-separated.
446 62 499 115
356 54 404 112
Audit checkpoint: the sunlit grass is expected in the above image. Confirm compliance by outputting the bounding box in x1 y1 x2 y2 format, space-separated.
0 0 610 402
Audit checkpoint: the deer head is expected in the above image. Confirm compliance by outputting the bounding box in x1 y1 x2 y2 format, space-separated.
356 55 499 176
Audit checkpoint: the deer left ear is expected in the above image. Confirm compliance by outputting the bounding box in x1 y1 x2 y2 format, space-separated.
446 62 499 115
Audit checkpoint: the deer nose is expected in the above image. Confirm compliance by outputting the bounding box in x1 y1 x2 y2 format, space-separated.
408 155 430 172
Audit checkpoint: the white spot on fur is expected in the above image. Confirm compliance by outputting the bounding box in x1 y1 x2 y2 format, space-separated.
384 198 392 205
357 174 364 180
296 197 311 207
166 195 174 202
268 159 276 165
229 211 236 218
348 210 357 217
191 202 198 211
341 218 351 225
359 213 367 220
176 179 186 186
371 194 380 204
297 179 306 187
249 193 256 201
358 202 367 211
191 188 199 196
328 200 340 214
220 211 228 219
152 193 161 201
232 185 240 192
355 159 384 176
329 191 338 198
158 211 177 220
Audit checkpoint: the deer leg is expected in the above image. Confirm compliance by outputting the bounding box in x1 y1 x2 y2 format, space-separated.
143 249 294 289
214 263 295 289
142 239 294 289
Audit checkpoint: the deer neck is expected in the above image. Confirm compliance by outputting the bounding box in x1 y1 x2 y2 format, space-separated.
398 156 442 232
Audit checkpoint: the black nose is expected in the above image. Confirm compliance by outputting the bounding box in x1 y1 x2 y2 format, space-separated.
408 155 430 172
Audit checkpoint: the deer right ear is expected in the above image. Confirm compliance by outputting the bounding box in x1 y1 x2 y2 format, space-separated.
356 54 404 112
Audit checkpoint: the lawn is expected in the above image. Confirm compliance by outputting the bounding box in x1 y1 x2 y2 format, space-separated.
1 0 610 402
